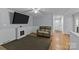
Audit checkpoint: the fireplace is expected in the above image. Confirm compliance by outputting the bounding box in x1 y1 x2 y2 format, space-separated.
20 30 24 36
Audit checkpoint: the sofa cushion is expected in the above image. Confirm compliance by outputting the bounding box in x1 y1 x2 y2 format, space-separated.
38 31 49 34
40 29 45 31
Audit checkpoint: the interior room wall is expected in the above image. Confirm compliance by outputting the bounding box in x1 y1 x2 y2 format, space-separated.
63 15 73 34
0 8 34 44
33 14 53 32
33 14 73 34
33 14 53 26
0 8 10 28
0 8 33 28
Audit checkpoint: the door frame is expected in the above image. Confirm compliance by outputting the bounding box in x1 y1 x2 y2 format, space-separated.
53 15 64 32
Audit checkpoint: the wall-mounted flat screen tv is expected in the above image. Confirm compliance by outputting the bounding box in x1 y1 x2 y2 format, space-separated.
12 12 29 24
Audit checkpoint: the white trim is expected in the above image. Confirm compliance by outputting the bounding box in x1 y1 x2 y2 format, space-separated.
62 16 64 32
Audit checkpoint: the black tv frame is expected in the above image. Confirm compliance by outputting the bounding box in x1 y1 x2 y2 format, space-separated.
12 12 29 24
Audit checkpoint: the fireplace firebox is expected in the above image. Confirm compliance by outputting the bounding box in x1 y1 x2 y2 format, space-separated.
20 30 24 36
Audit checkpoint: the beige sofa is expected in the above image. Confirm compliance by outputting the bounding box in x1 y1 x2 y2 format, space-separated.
37 26 51 38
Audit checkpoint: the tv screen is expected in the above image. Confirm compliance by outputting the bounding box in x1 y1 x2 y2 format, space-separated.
12 12 29 24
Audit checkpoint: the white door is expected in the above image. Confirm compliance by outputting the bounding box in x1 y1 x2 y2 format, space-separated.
53 16 63 32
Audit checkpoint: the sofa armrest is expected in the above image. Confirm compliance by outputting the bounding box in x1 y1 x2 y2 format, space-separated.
37 29 39 35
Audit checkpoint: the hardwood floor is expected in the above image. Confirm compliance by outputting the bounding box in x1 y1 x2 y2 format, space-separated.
49 31 70 50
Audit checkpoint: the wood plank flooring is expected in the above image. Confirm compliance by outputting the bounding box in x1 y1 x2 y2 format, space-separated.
49 32 70 50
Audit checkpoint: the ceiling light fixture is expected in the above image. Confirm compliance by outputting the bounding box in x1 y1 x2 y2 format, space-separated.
34 10 38 13
32 8 40 13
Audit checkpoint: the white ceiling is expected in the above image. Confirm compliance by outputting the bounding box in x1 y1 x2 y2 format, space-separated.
8 8 79 15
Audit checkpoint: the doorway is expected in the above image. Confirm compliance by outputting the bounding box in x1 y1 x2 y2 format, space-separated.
53 16 63 32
